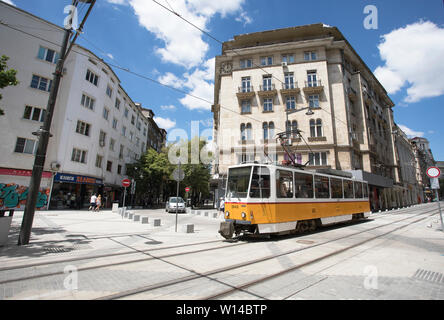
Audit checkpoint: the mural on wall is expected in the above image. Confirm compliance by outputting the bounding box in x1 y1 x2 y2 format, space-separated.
0 183 49 210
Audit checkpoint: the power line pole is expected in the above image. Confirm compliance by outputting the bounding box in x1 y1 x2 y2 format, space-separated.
18 0 96 245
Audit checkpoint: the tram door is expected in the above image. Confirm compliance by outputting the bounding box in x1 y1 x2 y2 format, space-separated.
249 166 272 221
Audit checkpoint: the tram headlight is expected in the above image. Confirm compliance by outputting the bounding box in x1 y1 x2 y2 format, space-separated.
225 211 230 218
241 212 246 219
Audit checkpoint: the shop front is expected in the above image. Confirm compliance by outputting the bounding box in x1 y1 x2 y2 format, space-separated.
49 173 103 210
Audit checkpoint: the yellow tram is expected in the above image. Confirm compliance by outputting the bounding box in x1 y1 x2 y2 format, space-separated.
219 163 371 239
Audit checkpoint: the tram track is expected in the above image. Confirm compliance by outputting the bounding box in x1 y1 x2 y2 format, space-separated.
94 207 438 300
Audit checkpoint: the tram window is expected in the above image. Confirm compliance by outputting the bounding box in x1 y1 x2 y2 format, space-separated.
294 172 314 198
250 166 271 198
314 175 330 198
331 178 343 198
344 180 354 198
354 181 363 198
276 170 293 198
226 166 252 199
363 183 369 198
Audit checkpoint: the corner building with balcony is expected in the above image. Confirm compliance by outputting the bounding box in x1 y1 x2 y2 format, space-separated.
212 24 405 211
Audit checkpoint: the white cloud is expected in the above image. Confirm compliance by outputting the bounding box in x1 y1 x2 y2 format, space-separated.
398 124 424 138
160 105 177 111
106 53 114 60
235 11 252 26
374 21 444 104
158 72 185 89
154 116 176 130
117 0 245 69
1 0 16 6
106 0 128 5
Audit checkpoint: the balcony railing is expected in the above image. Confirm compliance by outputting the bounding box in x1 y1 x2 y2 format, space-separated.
280 82 300 95
303 79 324 94
236 86 255 100
257 84 277 97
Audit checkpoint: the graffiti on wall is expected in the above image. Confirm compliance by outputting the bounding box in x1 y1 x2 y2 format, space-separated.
0 183 49 209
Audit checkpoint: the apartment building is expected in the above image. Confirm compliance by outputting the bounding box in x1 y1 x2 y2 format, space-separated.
212 24 403 211
411 137 436 202
0 2 166 210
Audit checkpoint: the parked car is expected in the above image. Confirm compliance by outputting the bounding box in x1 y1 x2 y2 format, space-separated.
165 197 186 213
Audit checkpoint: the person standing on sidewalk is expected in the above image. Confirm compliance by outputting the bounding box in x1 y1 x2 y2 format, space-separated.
218 197 225 218
89 194 97 211
95 195 102 212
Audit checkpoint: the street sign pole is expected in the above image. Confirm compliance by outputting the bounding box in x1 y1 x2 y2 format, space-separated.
175 161 180 233
123 187 127 208
427 167 443 232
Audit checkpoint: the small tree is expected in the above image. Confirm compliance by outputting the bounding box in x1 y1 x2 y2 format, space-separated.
0 55 19 115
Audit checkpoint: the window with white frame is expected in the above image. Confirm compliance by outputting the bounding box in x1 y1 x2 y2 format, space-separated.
106 85 113 98
286 96 296 110
124 107 129 118
282 54 294 64
75 120 90 136
14 137 37 154
241 77 251 92
309 152 327 166
71 148 87 163
23 106 46 122
109 138 115 151
240 59 252 68
115 98 121 110
240 123 252 141
310 119 323 137
260 56 273 66
121 126 126 137
307 70 318 87
304 51 317 61
95 154 103 168
81 94 95 110
99 130 106 147
102 107 109 120
85 69 98 86
30 75 52 92
238 153 255 164
284 72 295 89
37 46 59 64
262 75 272 91
308 95 320 108
263 98 273 112
112 118 118 129
241 100 251 114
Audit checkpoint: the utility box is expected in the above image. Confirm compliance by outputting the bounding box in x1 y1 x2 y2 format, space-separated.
0 210 14 246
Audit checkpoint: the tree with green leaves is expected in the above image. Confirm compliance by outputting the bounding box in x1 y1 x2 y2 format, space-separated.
0 55 19 115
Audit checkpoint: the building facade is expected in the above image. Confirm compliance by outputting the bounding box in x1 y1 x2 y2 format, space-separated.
212 24 406 211
410 137 436 202
0 2 166 210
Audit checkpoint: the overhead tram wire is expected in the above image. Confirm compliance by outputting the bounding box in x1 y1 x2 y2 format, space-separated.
0 20 318 158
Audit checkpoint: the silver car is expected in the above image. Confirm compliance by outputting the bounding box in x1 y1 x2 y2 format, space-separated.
165 197 186 213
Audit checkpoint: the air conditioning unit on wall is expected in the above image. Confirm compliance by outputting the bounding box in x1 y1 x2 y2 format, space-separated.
50 161 61 171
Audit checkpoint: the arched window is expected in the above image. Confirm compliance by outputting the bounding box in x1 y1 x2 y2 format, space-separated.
292 120 298 138
310 119 322 137
268 122 274 139
263 122 269 140
310 119 316 137
316 119 322 137
246 123 252 140
240 123 246 141
285 120 291 136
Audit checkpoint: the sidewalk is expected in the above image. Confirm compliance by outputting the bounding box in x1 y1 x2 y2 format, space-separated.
0 207 223 269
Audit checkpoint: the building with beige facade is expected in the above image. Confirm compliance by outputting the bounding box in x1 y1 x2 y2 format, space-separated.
212 23 411 211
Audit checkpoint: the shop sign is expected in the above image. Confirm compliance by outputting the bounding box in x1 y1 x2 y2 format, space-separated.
0 168 52 178
54 173 103 185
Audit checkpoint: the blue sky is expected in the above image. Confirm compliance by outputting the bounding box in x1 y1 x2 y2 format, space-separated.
3 0 444 160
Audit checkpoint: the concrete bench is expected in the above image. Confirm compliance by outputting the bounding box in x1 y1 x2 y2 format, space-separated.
182 224 194 233
204 211 209 217
128 213 134 219
133 214 140 222
153 219 161 227
141 217 149 224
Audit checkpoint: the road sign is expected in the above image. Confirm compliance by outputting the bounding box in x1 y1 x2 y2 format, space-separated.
431 178 440 190
173 168 185 181
122 178 131 187
427 167 441 178
185 187 190 192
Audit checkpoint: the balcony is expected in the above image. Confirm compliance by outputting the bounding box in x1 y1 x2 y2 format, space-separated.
257 84 277 98
236 86 255 100
280 82 300 96
303 80 324 94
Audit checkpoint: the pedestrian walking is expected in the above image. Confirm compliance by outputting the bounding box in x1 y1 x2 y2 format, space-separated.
95 195 102 212
218 197 225 218
89 194 97 211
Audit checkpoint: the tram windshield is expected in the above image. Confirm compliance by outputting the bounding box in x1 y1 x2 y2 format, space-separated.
226 166 252 199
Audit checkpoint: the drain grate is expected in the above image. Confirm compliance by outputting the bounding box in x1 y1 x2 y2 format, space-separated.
412 269 444 284
44 247 72 253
